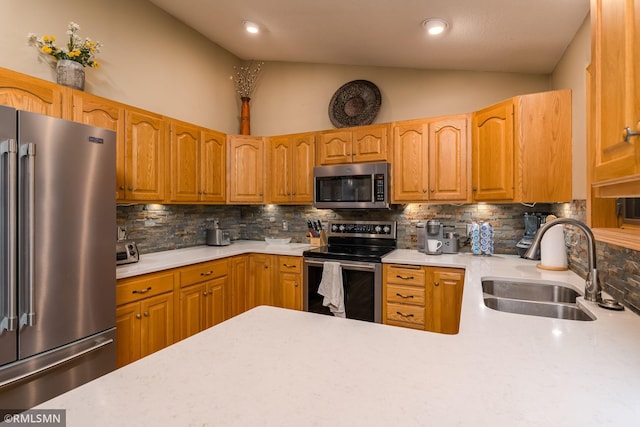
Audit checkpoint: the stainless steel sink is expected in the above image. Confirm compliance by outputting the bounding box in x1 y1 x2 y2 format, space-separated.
482 279 580 303
483 297 595 321
481 279 595 321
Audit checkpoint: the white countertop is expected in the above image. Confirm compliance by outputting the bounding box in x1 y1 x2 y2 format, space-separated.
40 248 640 426
117 240 313 279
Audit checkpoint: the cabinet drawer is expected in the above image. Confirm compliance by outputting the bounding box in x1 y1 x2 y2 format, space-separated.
386 284 425 306
385 265 425 286
278 256 302 273
386 303 425 328
117 271 175 305
179 259 228 287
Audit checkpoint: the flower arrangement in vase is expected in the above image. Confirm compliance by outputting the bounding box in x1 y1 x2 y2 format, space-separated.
233 60 264 135
28 22 102 90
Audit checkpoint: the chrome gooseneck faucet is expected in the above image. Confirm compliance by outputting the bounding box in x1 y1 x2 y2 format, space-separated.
524 218 602 303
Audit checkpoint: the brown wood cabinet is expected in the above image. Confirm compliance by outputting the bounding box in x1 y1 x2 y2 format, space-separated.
471 90 571 203
227 135 264 203
317 124 390 165
228 255 249 318
0 67 69 118
115 271 175 368
248 253 275 309
590 0 640 188
383 264 464 334
392 115 470 203
176 259 229 341
274 256 303 310
124 108 166 202
266 132 315 204
200 129 226 203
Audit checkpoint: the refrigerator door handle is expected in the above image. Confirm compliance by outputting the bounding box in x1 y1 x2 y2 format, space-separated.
0 337 114 388
19 142 36 328
1 139 18 332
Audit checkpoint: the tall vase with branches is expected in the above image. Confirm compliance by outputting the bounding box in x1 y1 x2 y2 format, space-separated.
233 61 263 135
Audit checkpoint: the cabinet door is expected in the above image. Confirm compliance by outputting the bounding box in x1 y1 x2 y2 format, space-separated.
115 301 141 368
277 272 302 310
429 116 469 202
592 0 640 182
141 293 174 357
352 124 390 163
318 130 352 164
200 129 226 203
229 255 249 318
426 268 464 335
471 99 514 201
72 92 126 200
205 277 227 328
0 68 67 118
267 136 292 203
227 135 264 203
168 120 200 202
249 254 275 309
125 109 165 201
178 283 205 340
291 133 316 203
392 120 429 202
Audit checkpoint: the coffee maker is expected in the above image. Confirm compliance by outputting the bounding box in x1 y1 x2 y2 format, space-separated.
425 219 444 254
516 212 550 258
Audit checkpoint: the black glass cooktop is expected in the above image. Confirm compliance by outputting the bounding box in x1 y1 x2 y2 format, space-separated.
303 244 395 263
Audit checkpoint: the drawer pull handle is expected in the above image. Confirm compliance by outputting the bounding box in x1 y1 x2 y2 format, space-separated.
396 311 414 318
623 126 640 142
132 286 152 294
395 293 414 299
282 264 297 268
396 275 414 280
200 270 214 276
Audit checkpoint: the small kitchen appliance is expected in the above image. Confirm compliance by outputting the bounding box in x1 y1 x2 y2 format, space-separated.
116 240 139 265
424 219 444 254
441 231 460 254
516 212 550 258
206 220 231 246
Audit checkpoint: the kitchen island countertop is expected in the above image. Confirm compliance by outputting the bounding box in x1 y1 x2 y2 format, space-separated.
38 250 640 425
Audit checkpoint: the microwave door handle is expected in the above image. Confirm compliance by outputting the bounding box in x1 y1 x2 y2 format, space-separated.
19 143 36 328
0 140 18 332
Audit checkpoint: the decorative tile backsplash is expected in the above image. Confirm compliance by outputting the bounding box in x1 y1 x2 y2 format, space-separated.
117 199 639 313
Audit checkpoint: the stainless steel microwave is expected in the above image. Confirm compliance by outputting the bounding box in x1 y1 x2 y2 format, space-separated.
313 162 390 209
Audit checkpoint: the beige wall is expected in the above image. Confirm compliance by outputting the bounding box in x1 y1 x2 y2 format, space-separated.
0 0 240 133
550 15 590 200
1 0 587 199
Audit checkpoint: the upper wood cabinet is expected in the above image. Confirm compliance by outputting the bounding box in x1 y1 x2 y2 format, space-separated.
317 124 390 165
71 91 126 200
166 120 226 204
0 67 69 118
227 135 264 204
266 132 315 204
590 0 640 194
125 108 166 202
392 115 470 203
471 90 571 203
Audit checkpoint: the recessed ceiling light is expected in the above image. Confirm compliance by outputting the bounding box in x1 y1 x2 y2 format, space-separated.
244 21 260 34
422 18 449 36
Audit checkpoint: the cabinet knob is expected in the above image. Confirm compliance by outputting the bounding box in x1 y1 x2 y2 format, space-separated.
430 188 434 193
143 311 149 317
135 313 142 319
434 281 440 287
203 291 208 296
623 126 640 142
128 186 133 191
119 185 125 190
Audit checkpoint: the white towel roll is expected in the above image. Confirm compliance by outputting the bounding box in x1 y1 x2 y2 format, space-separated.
540 224 568 269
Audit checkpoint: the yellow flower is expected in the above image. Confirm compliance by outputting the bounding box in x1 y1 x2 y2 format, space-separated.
41 46 52 54
92 61 99 69
50 35 56 42
43 35 49 42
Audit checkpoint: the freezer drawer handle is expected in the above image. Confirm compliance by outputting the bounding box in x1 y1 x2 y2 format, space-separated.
1 139 18 332
0 337 114 388
19 143 36 328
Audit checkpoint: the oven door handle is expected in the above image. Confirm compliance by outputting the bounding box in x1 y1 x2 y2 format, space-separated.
304 259 378 272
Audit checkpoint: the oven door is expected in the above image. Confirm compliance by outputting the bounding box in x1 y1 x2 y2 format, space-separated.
303 258 382 323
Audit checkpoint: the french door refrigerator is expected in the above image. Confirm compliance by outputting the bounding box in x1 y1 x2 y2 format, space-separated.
0 105 116 409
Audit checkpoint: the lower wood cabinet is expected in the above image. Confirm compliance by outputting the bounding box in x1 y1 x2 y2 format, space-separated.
115 271 175 368
249 254 303 311
275 256 303 310
383 264 464 334
228 255 250 318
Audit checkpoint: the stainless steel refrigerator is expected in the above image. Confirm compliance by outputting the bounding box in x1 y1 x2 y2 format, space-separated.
0 105 116 409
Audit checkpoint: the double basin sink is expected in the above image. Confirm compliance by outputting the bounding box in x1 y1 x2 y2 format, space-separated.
482 279 595 321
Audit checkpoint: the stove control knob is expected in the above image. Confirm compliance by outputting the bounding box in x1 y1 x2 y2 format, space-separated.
383 226 390 234
375 225 382 233
331 224 338 232
339 225 346 232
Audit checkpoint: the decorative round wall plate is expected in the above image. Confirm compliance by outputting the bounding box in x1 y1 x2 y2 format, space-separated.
328 80 381 128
